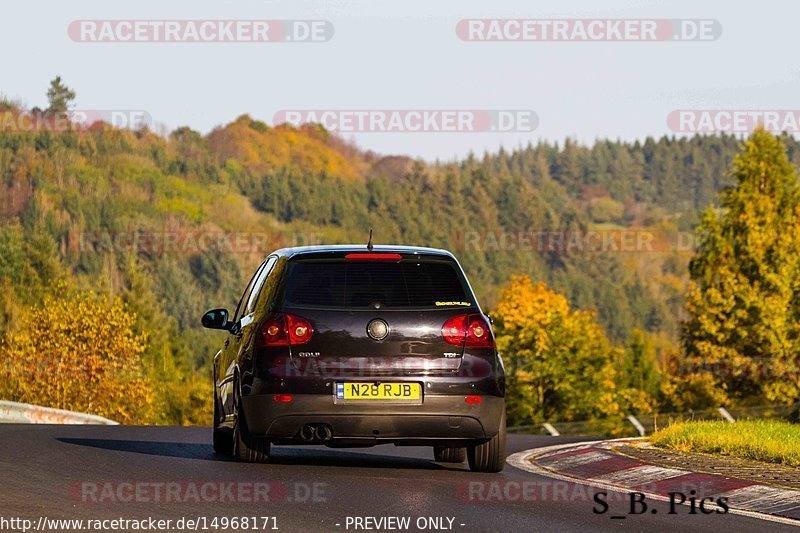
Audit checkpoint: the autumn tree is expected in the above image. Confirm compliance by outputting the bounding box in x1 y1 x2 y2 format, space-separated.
493 274 634 425
0 288 154 423
681 129 800 405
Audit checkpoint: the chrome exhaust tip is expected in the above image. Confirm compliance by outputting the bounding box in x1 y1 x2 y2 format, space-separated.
314 424 332 442
299 424 316 441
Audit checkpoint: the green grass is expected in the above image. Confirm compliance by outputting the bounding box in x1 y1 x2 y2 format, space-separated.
650 419 800 467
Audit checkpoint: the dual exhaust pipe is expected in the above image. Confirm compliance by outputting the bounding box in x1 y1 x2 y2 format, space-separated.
299 423 333 443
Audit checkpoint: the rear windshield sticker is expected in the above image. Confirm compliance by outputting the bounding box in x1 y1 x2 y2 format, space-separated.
435 301 472 307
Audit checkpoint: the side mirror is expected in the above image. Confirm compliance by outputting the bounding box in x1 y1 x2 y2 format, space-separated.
484 312 494 325
202 308 230 330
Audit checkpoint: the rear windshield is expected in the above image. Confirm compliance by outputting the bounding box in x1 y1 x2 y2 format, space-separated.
281 260 471 309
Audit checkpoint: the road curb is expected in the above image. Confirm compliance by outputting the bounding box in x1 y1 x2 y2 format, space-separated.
507 439 800 526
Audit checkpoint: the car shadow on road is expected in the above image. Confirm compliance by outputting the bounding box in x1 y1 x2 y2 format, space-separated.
56 438 453 470
268 446 453 470
57 438 234 462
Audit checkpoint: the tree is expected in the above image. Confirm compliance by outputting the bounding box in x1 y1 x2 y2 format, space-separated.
492 274 623 425
45 76 76 117
681 129 800 405
0 288 154 423
619 329 661 411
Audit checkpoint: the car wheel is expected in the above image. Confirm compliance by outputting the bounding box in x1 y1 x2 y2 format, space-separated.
467 409 506 473
212 396 233 455
233 405 271 463
434 445 466 463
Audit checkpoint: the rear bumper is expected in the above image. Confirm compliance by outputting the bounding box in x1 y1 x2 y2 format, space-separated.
240 394 505 444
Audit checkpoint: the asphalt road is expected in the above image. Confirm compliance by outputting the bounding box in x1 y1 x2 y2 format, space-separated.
0 425 793 532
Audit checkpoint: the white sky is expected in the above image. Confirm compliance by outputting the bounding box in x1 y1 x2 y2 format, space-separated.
2 0 797 160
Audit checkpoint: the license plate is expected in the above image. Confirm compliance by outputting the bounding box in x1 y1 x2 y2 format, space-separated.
335 382 421 401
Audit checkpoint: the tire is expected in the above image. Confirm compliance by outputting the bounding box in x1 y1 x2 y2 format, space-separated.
212 397 233 455
434 446 467 463
234 405 271 463
467 409 506 473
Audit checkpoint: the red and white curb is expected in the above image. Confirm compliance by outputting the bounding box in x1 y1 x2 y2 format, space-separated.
507 440 800 526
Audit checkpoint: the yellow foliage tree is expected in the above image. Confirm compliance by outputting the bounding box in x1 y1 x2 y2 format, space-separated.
681 130 800 406
494 274 630 425
0 289 153 423
207 115 365 181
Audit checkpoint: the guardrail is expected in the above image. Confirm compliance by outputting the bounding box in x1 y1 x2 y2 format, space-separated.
510 402 799 438
0 400 118 425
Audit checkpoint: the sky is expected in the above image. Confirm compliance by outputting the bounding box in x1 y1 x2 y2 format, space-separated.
2 0 798 160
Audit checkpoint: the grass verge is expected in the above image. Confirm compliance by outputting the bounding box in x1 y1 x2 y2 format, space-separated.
650 419 800 467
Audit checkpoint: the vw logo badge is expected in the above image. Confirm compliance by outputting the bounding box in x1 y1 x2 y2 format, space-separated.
367 319 389 341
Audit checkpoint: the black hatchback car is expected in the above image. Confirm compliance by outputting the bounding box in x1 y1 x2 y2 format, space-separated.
202 245 506 472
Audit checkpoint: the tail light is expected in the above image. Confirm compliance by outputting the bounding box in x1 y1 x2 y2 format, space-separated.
465 314 494 348
287 314 313 344
442 315 467 345
441 314 494 349
273 394 294 403
258 313 313 347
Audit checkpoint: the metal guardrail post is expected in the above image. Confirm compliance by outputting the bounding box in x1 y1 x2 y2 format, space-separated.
626 415 646 437
542 423 560 436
